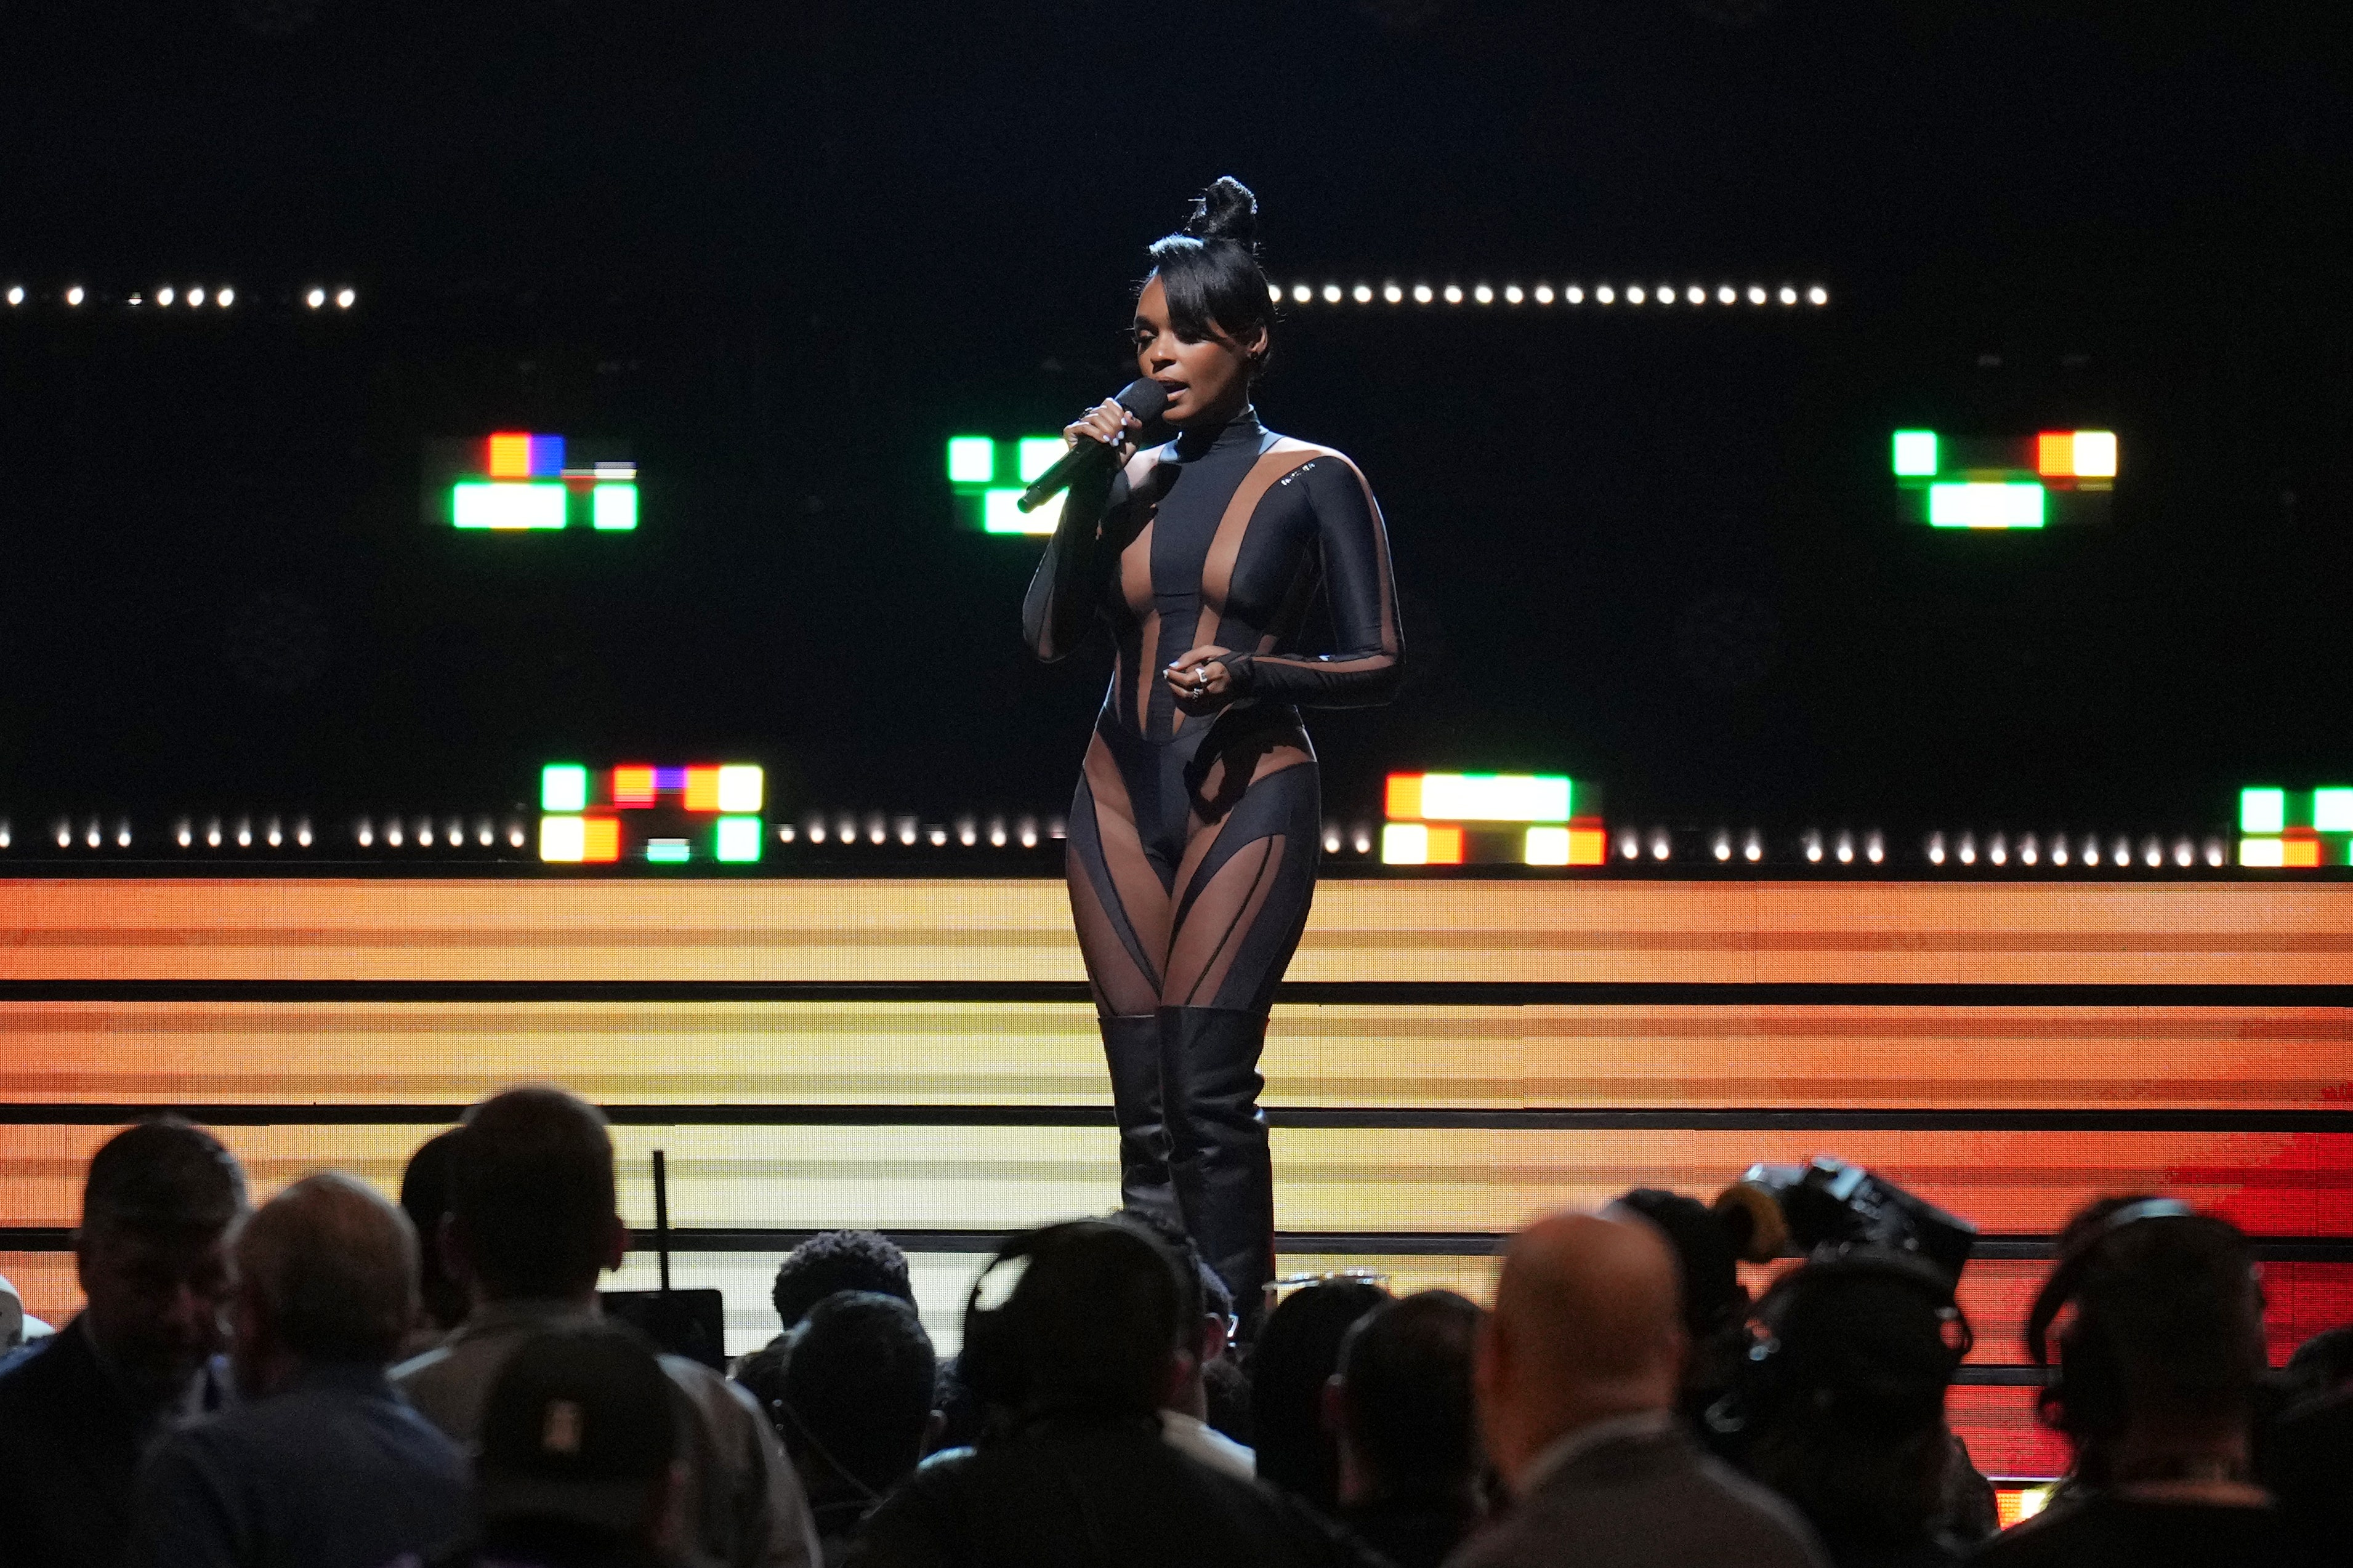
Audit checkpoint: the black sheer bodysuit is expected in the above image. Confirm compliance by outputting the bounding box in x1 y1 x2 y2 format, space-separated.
1023 408 1404 1016
1022 405 1402 1320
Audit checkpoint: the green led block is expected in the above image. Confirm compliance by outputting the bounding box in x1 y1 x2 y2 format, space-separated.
2312 789 2353 833
714 816 762 862
1928 481 2045 529
2240 787 2286 835
984 487 1060 534
540 763 589 813
1017 436 1065 483
645 838 690 864
454 481 567 530
946 436 995 485
591 483 638 531
1892 430 1939 476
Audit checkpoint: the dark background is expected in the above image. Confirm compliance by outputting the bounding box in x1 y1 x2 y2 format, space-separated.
0 1 2345 842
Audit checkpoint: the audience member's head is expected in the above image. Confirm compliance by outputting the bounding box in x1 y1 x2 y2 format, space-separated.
1115 1208 1237 1418
473 1322 680 1567
1250 1277 1390 1509
1330 1290 1482 1509
770 1229 914 1330
1738 1251 1968 1556
399 1126 471 1334
2030 1199 2266 1484
75 1117 249 1400
448 1088 625 1306
772 1291 938 1511
958 1219 1187 1424
1475 1210 1686 1491
232 1171 421 1397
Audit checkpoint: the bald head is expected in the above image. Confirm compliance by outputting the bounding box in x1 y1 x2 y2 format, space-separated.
1477 1210 1689 1489
235 1172 419 1392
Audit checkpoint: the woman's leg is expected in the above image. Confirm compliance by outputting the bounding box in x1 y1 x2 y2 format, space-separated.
1156 748 1321 1327
1064 736 1178 1216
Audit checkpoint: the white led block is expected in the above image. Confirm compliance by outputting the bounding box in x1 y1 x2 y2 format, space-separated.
1381 823 1430 865
454 481 567 530
1418 773 1572 822
716 765 764 813
1524 826 1572 866
539 815 586 862
983 488 1060 535
1928 482 2046 529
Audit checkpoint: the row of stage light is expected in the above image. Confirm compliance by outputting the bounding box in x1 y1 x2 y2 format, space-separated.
1 283 357 310
1270 278 1831 309
0 814 2266 872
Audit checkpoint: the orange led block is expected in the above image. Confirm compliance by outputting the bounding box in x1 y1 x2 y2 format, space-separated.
1567 827 1607 866
1424 825 1464 865
487 432 533 480
1384 774 1423 820
682 766 723 813
580 818 621 863
2035 432 2073 477
611 766 656 809
2283 832 2323 869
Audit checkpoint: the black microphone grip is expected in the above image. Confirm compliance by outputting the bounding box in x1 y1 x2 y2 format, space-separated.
1015 378 1170 513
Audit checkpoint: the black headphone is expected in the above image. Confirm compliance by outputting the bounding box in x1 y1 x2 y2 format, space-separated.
1707 1245 1972 1439
2024 1197 2198 1441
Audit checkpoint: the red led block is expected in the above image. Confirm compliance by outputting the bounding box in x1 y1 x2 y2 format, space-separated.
611 766 656 808
487 432 534 480
580 818 621 863
682 766 722 813
2035 432 2073 477
1424 825 1464 866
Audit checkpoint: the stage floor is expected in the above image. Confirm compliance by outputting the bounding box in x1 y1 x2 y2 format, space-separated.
4 875 2350 1477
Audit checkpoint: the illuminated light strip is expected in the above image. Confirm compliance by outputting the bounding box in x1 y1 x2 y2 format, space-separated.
1273 279 1830 309
2035 430 2118 479
1386 773 1572 822
1928 482 2045 529
453 481 566 529
1381 823 1464 865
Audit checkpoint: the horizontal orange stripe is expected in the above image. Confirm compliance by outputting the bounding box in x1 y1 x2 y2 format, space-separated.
0 1125 2344 1236
3 880 2351 984
0 1001 2344 1110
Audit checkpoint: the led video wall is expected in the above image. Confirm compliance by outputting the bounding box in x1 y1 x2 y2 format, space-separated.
1892 428 2116 528
422 433 640 531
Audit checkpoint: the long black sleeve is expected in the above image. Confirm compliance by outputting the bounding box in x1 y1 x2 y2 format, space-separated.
1230 456 1403 707
1020 462 1128 663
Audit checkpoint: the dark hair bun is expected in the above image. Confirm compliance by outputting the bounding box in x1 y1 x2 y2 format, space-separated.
1182 177 1259 249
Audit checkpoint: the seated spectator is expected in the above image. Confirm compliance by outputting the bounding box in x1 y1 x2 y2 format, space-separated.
1455 1210 1826 1568
126 1171 466 1568
1250 1277 1390 1510
1977 1200 2306 1566
1735 1250 1970 1567
759 1292 940 1566
1116 1208 1254 1478
411 1322 685 1568
846 1219 1378 1567
737 1229 921 1442
1325 1290 1483 1568
393 1087 820 1567
400 1127 473 1348
0 1117 246 1568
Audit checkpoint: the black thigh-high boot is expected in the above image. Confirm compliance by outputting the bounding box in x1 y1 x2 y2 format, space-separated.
1160 1005 1277 1333
1100 1013 1176 1219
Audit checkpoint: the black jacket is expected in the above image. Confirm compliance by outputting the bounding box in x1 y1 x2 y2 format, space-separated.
844 1415 1380 1568
0 1316 227 1568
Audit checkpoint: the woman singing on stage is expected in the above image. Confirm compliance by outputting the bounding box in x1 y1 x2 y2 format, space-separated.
1022 177 1403 1328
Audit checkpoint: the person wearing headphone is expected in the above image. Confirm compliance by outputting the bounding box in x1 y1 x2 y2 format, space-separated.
1976 1198 2307 1566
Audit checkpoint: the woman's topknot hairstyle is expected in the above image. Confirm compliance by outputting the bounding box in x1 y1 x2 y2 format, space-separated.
1145 176 1273 374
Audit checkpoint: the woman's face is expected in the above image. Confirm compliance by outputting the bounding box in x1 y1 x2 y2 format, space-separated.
1133 275 1262 428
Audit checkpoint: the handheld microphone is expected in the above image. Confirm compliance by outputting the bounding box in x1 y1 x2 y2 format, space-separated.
1016 378 1170 513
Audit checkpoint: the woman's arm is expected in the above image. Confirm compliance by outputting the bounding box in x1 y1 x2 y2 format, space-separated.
1229 457 1404 707
1020 401 1141 662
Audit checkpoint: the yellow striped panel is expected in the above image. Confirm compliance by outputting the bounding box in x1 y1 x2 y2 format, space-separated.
0 1001 2345 1111
4 879 2352 985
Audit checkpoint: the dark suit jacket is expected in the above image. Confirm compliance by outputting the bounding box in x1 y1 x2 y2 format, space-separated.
0 1316 227 1568
1447 1426 1828 1568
